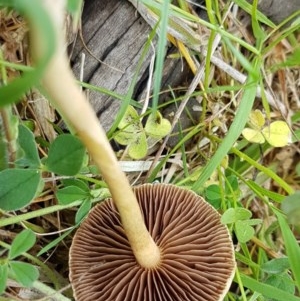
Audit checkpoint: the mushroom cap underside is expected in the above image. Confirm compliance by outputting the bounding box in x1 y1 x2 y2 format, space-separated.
69 183 235 301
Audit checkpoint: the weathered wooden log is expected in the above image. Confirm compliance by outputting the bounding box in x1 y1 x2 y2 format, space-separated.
70 0 300 146
71 0 191 132
248 0 300 24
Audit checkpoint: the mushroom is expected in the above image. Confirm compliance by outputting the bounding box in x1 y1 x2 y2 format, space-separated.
69 184 235 301
28 2 235 300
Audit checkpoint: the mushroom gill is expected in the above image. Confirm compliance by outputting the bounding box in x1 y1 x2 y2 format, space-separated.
69 184 235 301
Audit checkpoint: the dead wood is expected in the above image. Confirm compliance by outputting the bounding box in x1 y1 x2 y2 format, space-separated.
70 0 191 131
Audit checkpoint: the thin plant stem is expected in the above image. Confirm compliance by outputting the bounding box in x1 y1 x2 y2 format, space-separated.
234 267 248 301
0 189 109 228
0 200 82 228
0 59 33 72
0 50 16 167
0 107 16 167
31 281 72 301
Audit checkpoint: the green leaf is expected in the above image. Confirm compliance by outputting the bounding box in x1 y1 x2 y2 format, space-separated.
118 105 140 129
75 199 91 224
56 186 89 205
245 218 262 226
281 192 300 226
221 207 252 224
61 178 90 193
128 133 148 159
9 229 36 260
67 0 82 14
0 169 41 210
225 175 239 193
262 121 291 147
114 106 143 146
9 261 39 287
205 185 221 200
113 106 148 159
262 257 290 274
235 220 255 243
264 273 295 299
16 124 40 168
276 211 300 292
145 111 171 139
0 264 8 294
204 185 221 209
45 134 85 176
240 273 300 301
114 129 136 145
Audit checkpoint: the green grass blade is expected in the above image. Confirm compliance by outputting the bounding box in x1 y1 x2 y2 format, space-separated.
229 147 294 194
79 82 142 109
276 211 300 292
240 273 300 301
191 68 259 191
232 0 275 28
246 180 285 202
151 0 171 114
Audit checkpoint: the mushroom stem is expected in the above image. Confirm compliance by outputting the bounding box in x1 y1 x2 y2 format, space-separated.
34 0 161 268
